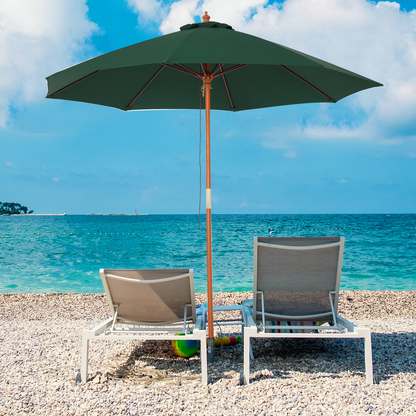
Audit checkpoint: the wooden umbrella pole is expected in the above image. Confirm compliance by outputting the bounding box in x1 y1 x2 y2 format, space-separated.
204 65 215 363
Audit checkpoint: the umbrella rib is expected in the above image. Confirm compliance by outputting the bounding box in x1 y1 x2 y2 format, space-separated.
164 64 202 79
211 64 224 77
280 65 332 101
211 64 219 74
219 66 234 109
50 70 101 96
127 65 166 108
175 64 202 78
212 64 247 78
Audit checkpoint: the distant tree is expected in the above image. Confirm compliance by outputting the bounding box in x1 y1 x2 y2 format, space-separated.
0 202 34 215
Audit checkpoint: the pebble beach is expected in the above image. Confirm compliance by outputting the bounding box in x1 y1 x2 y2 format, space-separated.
1 291 416 415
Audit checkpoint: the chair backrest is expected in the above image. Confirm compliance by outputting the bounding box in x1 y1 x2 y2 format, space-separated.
100 268 196 325
253 237 344 322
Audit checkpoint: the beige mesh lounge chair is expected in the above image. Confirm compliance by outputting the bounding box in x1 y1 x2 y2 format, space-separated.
242 237 373 385
81 268 207 384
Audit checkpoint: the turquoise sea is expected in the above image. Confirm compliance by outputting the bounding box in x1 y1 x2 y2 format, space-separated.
0 214 415 293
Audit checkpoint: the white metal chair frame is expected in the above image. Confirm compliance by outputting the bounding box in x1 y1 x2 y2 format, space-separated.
81 269 207 384
243 237 373 385
201 304 247 332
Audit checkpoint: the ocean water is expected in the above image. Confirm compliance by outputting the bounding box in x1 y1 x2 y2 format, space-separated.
0 214 415 293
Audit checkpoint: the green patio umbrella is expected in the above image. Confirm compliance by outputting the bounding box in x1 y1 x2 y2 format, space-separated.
46 12 382 363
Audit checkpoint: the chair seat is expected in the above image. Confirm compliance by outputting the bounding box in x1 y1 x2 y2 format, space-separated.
256 300 331 317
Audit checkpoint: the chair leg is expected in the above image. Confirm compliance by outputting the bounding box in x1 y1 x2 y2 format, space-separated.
195 330 208 385
364 331 373 385
243 328 256 384
81 333 89 383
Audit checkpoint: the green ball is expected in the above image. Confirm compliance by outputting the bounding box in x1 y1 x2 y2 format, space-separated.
171 334 199 358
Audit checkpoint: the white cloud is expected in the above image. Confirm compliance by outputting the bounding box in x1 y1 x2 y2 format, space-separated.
0 0 98 127
239 198 249 207
300 122 377 141
338 179 349 183
127 0 164 21
52 177 59 182
284 150 298 158
127 0 200 31
3 0 415 144
5 161 14 167
160 0 200 34
158 0 269 34
137 0 416 142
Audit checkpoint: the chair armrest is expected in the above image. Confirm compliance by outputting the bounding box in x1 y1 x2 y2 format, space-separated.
88 317 113 335
336 316 357 332
242 306 257 327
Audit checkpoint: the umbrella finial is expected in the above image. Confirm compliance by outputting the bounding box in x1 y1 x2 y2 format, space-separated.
202 11 210 22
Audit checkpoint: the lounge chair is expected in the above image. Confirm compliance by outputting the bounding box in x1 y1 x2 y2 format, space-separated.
81 268 207 384
242 237 373 385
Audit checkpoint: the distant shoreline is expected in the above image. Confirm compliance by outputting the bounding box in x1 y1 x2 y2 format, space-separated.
8 213 169 216
15 213 66 216
4 213 149 216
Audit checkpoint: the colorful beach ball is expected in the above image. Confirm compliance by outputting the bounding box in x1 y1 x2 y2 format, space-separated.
171 334 199 358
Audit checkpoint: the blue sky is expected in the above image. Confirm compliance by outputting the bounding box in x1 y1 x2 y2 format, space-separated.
1 0 416 214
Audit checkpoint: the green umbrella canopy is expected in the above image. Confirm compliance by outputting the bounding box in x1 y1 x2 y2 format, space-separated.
46 21 382 111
